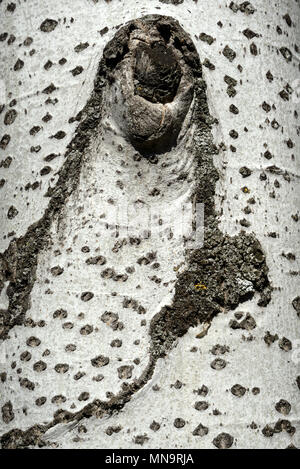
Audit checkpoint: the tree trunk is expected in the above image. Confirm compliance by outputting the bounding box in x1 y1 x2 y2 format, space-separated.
0 0 299 449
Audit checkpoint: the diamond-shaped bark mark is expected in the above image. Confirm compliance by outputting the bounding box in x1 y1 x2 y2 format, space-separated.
117 365 133 379
19 378 35 390
54 363 69 374
20 351 32 362
91 355 109 367
44 60 53 70
78 392 90 401
231 384 246 397
40 19 58 32
74 42 89 53
211 358 226 370
0 156 12 168
51 395 66 404
279 337 292 351
101 268 115 279
1 401 14 424
0 134 11 150
86 256 107 265
53 308 67 319
33 361 47 372
42 83 57 94
194 401 209 411
26 336 41 347
243 28 259 39
149 420 160 432
222 45 236 62
192 423 208 436
50 265 64 276
213 432 234 449
70 66 83 76
101 311 121 330
99 27 109 36
14 59 24 71
80 324 93 335
292 297 300 317
275 399 291 415
4 109 17 125
229 313 256 330
50 130 66 139
279 89 289 101
35 397 47 406
229 1 256 15
81 291 94 302
7 3 16 13
280 47 292 63
29 126 42 136
7 206 18 219
199 33 215 45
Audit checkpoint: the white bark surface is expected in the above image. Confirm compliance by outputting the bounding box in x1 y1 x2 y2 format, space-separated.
0 0 299 449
